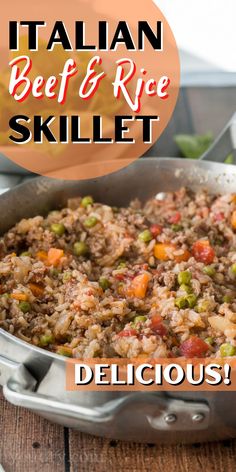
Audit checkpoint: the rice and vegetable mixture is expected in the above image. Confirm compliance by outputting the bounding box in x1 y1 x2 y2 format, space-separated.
1 187 236 359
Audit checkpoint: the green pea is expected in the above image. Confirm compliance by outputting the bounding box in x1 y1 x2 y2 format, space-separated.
19 301 31 313
175 297 188 309
178 271 192 285
84 216 98 228
20 251 30 257
63 271 72 282
205 337 214 346
220 343 236 357
171 224 183 232
179 284 192 294
50 223 65 236
133 315 147 324
99 277 111 291
138 229 152 243
73 241 89 256
222 295 233 303
203 265 216 276
117 261 126 269
186 294 197 308
49 211 60 218
196 300 211 313
81 196 94 208
50 268 59 277
231 263 236 275
39 334 54 347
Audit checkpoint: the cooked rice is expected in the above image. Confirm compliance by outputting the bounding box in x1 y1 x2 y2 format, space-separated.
1 187 236 359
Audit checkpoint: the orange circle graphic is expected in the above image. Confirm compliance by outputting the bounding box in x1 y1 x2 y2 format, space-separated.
0 0 180 179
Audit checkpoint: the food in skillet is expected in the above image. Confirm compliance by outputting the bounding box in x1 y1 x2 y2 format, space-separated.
1 188 236 359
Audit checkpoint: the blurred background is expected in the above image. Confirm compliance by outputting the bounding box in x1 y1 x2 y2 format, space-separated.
0 0 236 187
146 0 236 156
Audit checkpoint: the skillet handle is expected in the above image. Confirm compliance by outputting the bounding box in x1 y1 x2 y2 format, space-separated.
200 112 236 164
3 370 210 432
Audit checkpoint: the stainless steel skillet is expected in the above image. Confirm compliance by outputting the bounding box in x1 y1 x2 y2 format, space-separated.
0 114 236 444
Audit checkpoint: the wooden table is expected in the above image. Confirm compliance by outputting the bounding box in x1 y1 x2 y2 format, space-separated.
1 86 236 472
1 388 236 472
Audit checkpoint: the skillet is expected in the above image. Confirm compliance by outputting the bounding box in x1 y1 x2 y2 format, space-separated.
0 113 236 443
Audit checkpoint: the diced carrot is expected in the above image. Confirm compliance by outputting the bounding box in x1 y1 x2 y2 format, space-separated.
114 273 125 281
36 251 48 262
36 248 64 267
231 194 236 204
231 210 236 229
174 249 191 263
11 292 28 301
127 272 151 298
154 243 176 261
154 243 191 262
47 248 64 266
28 283 44 297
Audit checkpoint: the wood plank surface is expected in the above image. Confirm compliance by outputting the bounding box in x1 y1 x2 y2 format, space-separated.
1 389 236 472
0 391 65 472
68 430 236 472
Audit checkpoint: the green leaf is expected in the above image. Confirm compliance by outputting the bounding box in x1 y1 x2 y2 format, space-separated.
174 133 213 159
225 153 234 164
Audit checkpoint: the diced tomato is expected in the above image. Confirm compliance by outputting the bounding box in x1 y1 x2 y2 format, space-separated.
141 264 149 271
168 212 181 224
150 224 163 237
11 292 28 301
36 250 48 262
114 273 125 281
192 240 215 264
180 336 209 358
167 352 175 358
126 273 136 280
150 315 167 336
118 329 138 337
214 212 225 222
47 248 64 266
